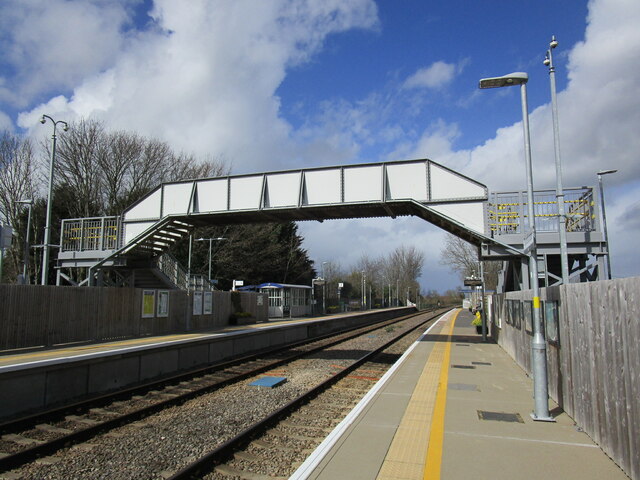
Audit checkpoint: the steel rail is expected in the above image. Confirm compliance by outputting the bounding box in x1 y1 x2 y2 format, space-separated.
168 309 443 479
0 309 413 434
0 309 441 473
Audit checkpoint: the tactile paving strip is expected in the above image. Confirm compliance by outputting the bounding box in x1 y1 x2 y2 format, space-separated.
376 311 458 480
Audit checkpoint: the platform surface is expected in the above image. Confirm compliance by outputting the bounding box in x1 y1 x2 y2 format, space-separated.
292 309 629 480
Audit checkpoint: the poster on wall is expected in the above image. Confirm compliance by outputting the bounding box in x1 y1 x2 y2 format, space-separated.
157 291 169 317
203 292 213 314
142 290 156 318
193 291 203 315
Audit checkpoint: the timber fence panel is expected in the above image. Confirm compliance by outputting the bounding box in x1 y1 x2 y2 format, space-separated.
603 280 623 468
620 279 639 479
493 277 640 480
556 284 574 416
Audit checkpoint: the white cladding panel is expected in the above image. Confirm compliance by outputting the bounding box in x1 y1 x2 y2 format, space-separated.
162 183 193 216
230 176 263 210
432 202 486 233
124 189 161 221
386 162 428 201
265 172 301 207
124 221 155 244
344 166 382 202
304 169 341 205
430 163 485 200
196 178 228 212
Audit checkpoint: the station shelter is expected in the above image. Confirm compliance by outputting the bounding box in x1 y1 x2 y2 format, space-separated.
239 283 312 318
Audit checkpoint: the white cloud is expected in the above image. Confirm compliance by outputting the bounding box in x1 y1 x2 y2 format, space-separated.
0 110 12 131
416 0 640 282
403 61 458 90
605 184 640 279
298 217 458 292
15 0 378 174
0 0 131 108
320 0 640 286
5 0 639 289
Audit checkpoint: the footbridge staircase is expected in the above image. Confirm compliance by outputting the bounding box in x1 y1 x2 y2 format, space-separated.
56 158 608 291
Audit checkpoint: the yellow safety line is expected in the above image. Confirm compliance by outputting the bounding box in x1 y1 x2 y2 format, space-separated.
423 309 458 480
375 310 458 480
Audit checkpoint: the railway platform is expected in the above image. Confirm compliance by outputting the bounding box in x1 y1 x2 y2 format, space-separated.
0 308 416 421
291 308 628 480
0 313 348 369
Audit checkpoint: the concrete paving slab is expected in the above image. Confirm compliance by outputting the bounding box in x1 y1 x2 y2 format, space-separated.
294 309 630 480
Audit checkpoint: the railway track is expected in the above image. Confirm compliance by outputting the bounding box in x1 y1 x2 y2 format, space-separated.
169 309 443 479
0 309 446 479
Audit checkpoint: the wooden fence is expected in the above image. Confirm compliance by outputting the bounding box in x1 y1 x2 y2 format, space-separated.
490 277 639 480
0 285 268 352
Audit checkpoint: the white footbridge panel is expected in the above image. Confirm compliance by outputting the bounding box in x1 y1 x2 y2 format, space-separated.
122 159 488 246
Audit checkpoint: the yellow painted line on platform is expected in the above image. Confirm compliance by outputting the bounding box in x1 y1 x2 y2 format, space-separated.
0 334 205 364
423 310 458 480
376 310 458 480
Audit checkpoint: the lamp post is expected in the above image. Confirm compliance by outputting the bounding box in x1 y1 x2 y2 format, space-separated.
479 72 553 422
321 262 328 314
597 169 617 280
396 278 399 307
195 237 226 283
360 270 367 310
544 35 570 285
40 115 68 285
17 199 33 284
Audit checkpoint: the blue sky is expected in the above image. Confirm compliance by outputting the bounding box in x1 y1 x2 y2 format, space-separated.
279 1 588 152
1 0 638 293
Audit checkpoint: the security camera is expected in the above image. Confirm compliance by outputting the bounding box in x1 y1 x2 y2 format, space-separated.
40 116 46 124
550 36 558 49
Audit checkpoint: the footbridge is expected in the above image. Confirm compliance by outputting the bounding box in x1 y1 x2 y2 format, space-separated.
56 158 606 290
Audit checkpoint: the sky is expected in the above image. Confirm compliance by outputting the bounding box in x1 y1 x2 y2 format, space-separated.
1 0 639 293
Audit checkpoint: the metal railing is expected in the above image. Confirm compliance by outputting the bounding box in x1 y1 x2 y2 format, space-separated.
156 253 216 291
61 216 122 252
157 252 189 290
487 187 595 236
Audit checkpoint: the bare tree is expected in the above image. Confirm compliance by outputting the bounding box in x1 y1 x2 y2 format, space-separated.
384 245 425 303
348 245 425 307
99 130 143 215
53 119 230 217
439 233 500 290
0 131 36 278
53 119 105 218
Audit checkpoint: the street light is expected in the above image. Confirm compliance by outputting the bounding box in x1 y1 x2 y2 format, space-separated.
17 199 33 284
360 270 367 310
195 237 226 283
40 115 68 285
396 278 399 307
322 262 327 314
480 72 554 422
597 169 617 280
544 35 570 285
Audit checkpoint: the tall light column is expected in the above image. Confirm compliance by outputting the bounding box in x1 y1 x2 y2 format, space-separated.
195 237 226 283
40 115 68 285
597 169 618 279
17 199 33 284
479 72 553 422
544 35 570 284
322 262 327 314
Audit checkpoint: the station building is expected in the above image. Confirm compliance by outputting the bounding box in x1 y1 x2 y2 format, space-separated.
239 283 312 318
